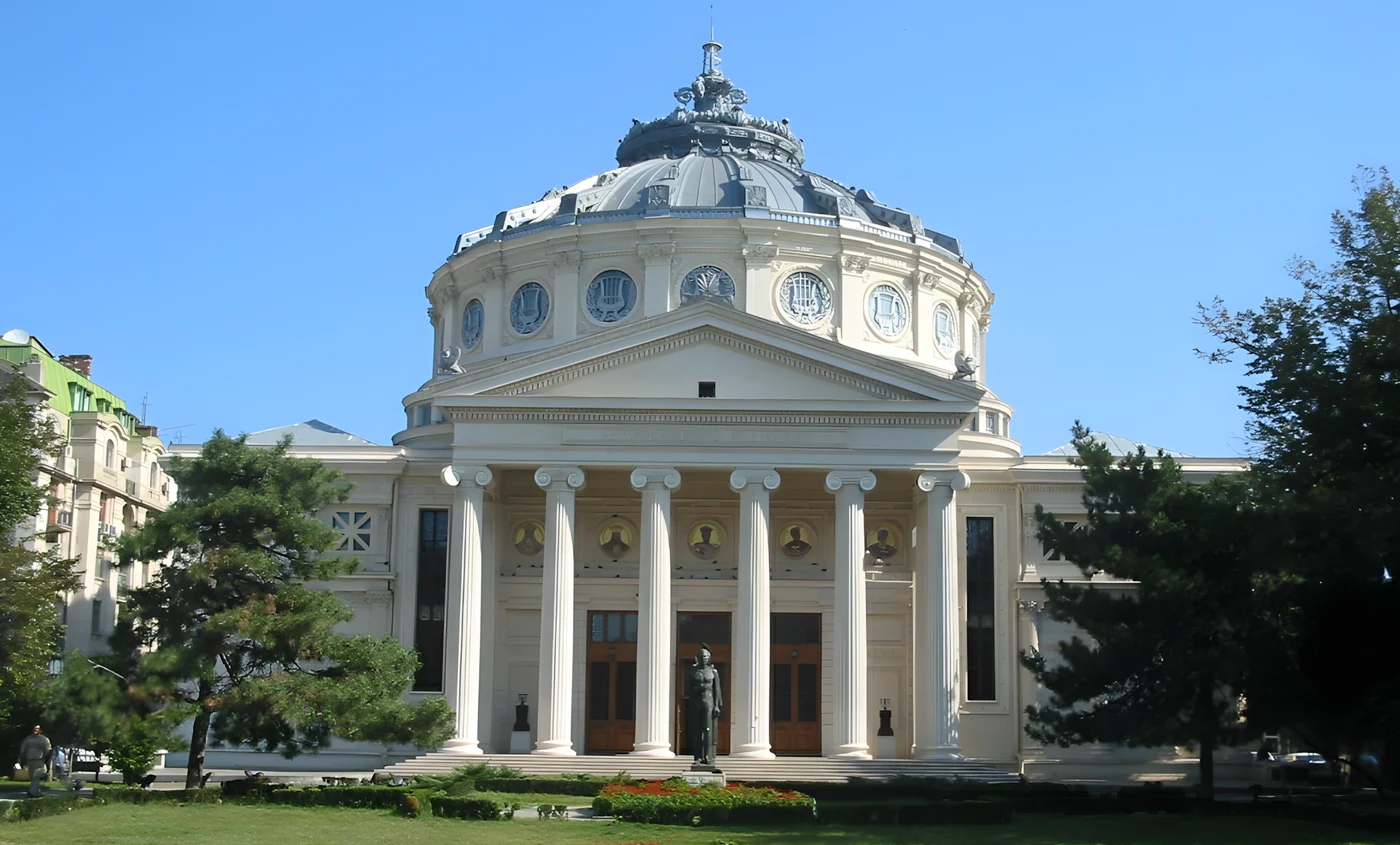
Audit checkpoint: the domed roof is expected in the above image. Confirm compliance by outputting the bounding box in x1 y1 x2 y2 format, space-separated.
450 43 965 262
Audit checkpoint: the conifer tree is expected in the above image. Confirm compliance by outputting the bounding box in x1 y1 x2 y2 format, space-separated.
116 431 452 788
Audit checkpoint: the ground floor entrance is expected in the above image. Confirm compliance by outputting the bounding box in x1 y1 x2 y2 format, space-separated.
770 613 822 756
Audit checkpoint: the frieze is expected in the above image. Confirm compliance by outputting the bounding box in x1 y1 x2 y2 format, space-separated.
841 254 871 273
637 243 676 262
742 244 779 264
566 425 846 448
550 249 583 268
448 409 968 427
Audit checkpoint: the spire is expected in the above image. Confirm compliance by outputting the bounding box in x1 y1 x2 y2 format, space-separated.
673 41 745 114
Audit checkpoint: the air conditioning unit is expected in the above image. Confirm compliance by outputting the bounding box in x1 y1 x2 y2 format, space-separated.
120 458 128 471
63 444 73 457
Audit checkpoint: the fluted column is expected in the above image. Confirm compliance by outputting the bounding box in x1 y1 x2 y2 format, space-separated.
533 466 585 756
913 470 970 758
825 470 877 759
630 467 682 757
729 468 781 759
440 465 492 754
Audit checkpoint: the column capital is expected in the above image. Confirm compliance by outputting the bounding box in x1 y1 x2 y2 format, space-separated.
631 467 681 490
825 470 876 493
915 470 971 493
534 466 585 490
441 465 493 488
637 242 675 262
730 468 780 492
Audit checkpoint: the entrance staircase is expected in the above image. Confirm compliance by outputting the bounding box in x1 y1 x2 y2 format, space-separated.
380 753 1020 783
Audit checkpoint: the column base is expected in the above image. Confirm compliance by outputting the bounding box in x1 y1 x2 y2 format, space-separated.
629 743 676 758
828 745 872 760
441 738 483 755
729 745 776 760
531 740 576 756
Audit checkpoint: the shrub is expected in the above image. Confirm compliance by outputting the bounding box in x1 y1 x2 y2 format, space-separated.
430 794 507 820
412 763 522 793
816 798 1012 825
260 785 418 813
100 788 220 805
593 781 814 826
3 795 102 823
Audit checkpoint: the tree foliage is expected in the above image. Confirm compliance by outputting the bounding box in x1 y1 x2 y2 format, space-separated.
1198 166 1400 781
0 366 76 749
1022 423 1274 798
115 431 452 787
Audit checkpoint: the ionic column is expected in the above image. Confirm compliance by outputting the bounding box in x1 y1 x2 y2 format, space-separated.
630 467 682 757
729 468 781 759
533 466 585 756
825 470 877 759
440 465 492 754
913 470 970 758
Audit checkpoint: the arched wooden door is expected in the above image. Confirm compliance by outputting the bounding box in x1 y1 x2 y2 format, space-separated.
675 612 731 757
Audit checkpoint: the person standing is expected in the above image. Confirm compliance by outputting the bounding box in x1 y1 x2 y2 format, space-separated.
17 725 51 797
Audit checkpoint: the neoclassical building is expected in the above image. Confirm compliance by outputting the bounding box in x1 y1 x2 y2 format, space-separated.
174 44 1243 777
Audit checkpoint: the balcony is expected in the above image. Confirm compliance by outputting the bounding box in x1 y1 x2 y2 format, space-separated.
125 479 138 496
98 522 119 538
116 572 130 601
47 510 73 532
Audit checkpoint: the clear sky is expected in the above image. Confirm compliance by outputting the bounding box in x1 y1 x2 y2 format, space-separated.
3 2 1395 456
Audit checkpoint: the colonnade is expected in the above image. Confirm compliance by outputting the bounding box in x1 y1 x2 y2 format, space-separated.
437 464 969 759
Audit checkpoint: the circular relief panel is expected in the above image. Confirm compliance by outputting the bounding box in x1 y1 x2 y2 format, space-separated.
510 282 551 335
687 520 726 560
512 519 546 556
866 284 909 339
585 270 638 323
864 522 904 563
776 520 817 558
597 517 636 558
777 271 833 326
680 266 736 307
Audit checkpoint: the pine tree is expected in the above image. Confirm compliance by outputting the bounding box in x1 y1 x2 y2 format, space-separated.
115 431 452 788
1022 424 1273 800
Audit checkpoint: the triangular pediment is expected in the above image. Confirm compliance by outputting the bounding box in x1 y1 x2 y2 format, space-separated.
433 304 984 405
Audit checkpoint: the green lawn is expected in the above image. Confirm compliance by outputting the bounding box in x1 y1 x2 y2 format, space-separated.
1 802 1397 845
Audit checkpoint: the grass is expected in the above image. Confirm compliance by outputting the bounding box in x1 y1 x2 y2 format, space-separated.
1 802 1398 845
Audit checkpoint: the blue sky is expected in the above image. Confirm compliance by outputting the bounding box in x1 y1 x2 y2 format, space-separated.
3 1 1395 456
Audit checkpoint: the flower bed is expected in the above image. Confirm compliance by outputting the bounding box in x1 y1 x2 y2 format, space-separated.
592 779 815 826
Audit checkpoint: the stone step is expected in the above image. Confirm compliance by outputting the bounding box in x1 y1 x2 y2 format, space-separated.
379 753 1020 783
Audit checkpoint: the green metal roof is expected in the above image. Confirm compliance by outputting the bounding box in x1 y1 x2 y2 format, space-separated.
0 334 131 419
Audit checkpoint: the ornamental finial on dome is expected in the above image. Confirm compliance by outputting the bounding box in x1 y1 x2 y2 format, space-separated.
673 41 747 115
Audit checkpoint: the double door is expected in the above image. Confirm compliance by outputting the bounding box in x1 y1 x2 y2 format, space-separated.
584 611 637 754
771 613 822 755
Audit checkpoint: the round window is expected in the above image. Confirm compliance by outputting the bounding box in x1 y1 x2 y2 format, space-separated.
679 265 736 307
510 283 550 335
585 271 637 323
461 299 484 350
934 303 957 352
866 284 909 339
777 271 833 326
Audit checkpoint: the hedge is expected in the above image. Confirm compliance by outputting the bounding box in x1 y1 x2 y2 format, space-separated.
474 777 603 797
3 795 103 823
99 788 221 806
816 798 1013 826
429 794 511 820
257 785 423 816
593 783 815 826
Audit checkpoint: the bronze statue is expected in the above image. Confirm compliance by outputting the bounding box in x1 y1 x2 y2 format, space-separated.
686 646 722 766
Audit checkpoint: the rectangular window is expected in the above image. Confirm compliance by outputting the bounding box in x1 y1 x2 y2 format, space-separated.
966 516 996 701
90 599 102 637
771 613 821 644
698 381 716 398
969 412 979 433
413 509 450 691
677 613 731 644
416 404 432 427
985 411 998 434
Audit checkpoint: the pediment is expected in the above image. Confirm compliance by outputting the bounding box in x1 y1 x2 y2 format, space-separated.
435 304 983 405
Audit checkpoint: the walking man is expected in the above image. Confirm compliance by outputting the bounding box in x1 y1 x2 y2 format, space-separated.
17 725 51 797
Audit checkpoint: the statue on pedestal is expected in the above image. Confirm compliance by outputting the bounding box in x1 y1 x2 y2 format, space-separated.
686 645 722 767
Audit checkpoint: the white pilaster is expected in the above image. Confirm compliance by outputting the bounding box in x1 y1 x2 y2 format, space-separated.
550 249 582 343
638 243 675 317
630 467 682 756
913 470 970 758
729 468 781 759
741 244 778 320
533 465 585 756
824 469 876 759
440 465 492 754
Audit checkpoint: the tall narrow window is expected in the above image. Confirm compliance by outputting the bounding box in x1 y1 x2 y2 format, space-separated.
105 439 115 468
966 516 996 701
413 510 450 691
90 599 103 637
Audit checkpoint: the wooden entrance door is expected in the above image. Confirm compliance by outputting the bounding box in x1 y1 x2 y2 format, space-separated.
585 611 638 754
675 612 731 757
771 613 822 755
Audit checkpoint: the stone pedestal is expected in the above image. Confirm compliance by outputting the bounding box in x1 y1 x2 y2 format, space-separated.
681 770 726 787
508 731 532 754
